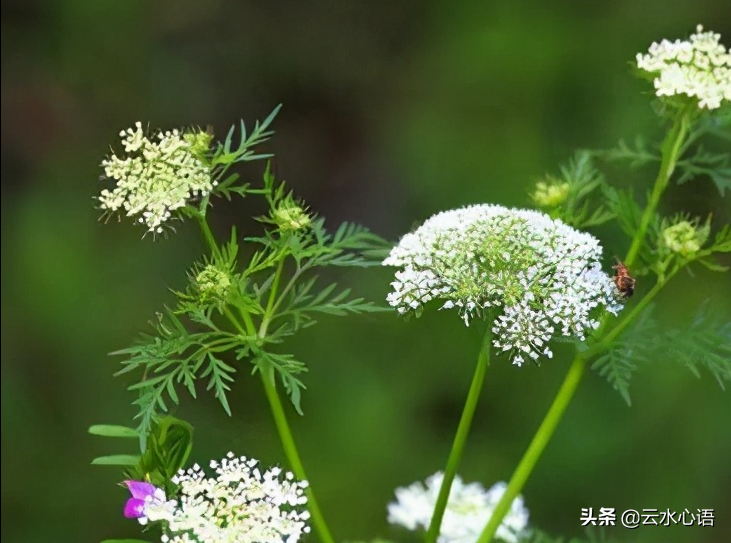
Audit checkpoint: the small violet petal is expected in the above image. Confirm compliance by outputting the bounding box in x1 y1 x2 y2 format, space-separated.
125 480 156 500
124 497 145 518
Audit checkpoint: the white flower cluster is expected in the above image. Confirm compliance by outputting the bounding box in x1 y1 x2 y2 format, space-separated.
383 205 623 365
142 453 310 543
100 122 214 234
636 25 731 110
388 472 529 543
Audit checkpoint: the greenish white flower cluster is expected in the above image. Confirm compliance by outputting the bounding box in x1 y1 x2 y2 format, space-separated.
636 25 731 110
388 472 529 543
383 205 623 365
142 452 310 543
99 123 214 234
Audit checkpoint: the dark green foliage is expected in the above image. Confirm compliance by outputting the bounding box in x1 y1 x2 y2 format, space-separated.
661 302 731 390
676 109 731 195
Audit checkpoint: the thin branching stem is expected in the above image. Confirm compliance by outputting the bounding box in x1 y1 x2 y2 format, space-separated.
194 216 337 543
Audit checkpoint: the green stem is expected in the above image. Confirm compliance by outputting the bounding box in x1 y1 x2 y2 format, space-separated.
255 255 335 543
260 258 285 338
260 366 336 543
196 212 220 258
475 112 693 543
624 111 691 267
425 330 491 543
476 356 587 543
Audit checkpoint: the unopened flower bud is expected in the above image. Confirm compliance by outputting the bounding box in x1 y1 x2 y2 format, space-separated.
273 204 311 232
183 129 214 160
662 220 709 256
530 180 570 208
196 264 231 302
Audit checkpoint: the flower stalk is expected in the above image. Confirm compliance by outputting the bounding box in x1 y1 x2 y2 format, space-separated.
425 329 492 543
475 100 693 543
625 110 691 267
260 367 335 543
476 356 586 543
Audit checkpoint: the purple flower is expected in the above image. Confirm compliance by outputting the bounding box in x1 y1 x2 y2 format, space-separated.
123 480 160 519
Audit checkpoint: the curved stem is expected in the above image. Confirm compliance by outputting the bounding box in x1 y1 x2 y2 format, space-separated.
260 366 336 543
255 256 335 543
475 111 693 542
425 330 491 543
476 356 587 543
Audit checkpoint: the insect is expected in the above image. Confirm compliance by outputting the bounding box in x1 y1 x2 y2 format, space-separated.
612 259 635 299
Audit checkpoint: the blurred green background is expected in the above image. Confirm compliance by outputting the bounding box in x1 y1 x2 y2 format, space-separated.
1 2 730 543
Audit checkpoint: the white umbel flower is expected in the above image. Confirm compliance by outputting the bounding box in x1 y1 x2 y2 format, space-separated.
388 472 529 543
383 205 623 366
99 123 214 234
153 452 310 543
636 25 731 110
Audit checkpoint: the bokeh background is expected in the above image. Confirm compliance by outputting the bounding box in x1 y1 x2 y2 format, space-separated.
2 2 730 543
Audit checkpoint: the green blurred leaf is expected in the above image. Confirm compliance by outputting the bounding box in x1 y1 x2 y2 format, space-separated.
91 454 141 466
88 424 139 438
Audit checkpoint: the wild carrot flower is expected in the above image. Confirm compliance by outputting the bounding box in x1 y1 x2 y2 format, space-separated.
636 25 731 110
99 123 214 234
126 453 310 543
388 472 529 543
383 205 623 365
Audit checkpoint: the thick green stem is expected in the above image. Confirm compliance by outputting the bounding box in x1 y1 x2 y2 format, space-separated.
260 367 335 543
425 331 491 543
476 356 587 543
255 256 335 543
